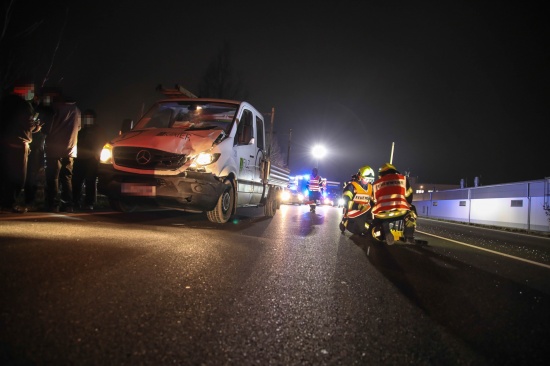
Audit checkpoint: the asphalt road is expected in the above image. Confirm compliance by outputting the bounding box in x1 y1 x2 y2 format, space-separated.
1 205 549 365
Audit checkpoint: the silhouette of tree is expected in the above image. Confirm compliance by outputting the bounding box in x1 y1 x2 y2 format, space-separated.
198 41 286 168
198 41 248 100
268 132 286 168
0 0 68 92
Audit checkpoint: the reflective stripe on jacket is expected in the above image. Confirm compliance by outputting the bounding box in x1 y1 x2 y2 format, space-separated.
344 181 373 218
372 173 411 218
309 175 322 191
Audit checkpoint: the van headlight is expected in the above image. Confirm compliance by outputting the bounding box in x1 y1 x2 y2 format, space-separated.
190 152 221 167
100 143 113 164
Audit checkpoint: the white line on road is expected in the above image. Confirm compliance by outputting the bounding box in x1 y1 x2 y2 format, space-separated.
418 230 550 270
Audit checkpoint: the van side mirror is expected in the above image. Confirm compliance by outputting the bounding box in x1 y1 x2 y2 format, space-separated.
120 119 134 134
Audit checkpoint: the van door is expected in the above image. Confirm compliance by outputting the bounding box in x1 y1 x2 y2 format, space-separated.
250 114 266 205
234 109 255 205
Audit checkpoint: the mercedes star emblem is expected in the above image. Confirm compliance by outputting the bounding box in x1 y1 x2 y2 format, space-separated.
136 150 152 165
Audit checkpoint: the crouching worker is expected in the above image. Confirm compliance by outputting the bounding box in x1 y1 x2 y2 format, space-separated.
372 163 416 245
340 165 375 235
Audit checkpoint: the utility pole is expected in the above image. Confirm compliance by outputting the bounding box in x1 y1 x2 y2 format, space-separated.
268 107 275 157
286 128 292 167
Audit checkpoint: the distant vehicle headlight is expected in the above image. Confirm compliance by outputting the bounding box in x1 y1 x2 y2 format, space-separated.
281 191 291 201
298 194 304 201
337 198 345 206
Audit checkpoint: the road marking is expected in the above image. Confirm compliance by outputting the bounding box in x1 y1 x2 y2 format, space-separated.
0 211 116 220
418 230 550 270
419 217 550 240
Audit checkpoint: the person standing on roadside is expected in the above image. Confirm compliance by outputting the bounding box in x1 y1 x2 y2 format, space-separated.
23 90 53 211
72 109 108 210
0 81 43 213
42 88 81 213
307 167 324 213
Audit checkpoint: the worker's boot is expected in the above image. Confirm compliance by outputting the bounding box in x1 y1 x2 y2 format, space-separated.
382 222 394 245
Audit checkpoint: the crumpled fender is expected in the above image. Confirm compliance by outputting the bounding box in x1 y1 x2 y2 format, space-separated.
112 128 223 156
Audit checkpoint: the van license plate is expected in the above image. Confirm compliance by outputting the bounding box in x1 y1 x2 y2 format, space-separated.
121 183 156 196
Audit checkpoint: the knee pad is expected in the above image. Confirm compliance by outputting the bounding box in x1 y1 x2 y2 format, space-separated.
404 212 417 228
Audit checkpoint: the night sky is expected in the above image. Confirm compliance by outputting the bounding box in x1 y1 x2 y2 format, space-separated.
7 1 549 186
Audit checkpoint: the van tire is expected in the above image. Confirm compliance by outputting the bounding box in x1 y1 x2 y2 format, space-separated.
206 180 234 223
264 196 277 217
109 198 137 213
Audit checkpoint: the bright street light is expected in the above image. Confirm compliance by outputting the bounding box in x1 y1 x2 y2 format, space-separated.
311 145 327 168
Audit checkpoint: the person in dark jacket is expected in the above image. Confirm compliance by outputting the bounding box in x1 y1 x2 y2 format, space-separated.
0 82 42 213
72 109 108 210
42 88 81 213
23 91 53 210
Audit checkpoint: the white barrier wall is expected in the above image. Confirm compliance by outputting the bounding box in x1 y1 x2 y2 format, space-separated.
469 197 528 230
416 200 470 222
413 179 550 233
530 196 550 232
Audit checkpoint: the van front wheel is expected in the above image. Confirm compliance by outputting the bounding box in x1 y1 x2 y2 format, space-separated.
206 180 234 223
109 198 137 213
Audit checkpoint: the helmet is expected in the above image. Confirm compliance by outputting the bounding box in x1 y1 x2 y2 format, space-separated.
358 165 375 183
379 163 397 175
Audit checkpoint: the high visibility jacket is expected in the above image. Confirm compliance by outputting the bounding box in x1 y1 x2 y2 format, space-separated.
372 173 411 219
309 175 322 191
343 181 373 218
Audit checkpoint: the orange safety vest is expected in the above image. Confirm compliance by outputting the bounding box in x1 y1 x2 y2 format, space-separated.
309 175 322 191
372 173 411 219
345 181 373 218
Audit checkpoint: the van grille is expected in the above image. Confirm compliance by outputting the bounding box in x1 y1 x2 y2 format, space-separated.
113 147 188 170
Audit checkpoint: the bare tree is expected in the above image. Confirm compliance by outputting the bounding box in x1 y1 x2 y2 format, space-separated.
268 132 287 168
0 0 67 93
198 41 248 100
198 41 286 168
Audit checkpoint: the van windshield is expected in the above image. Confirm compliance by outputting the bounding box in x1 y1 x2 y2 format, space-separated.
135 101 238 134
